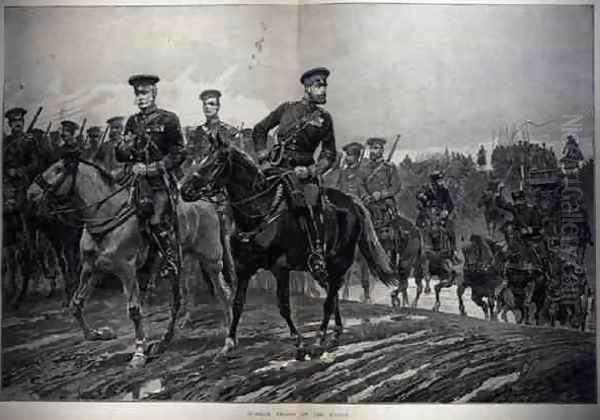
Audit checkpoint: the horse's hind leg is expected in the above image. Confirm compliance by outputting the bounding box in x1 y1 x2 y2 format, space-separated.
219 265 255 356
332 292 344 346
202 258 233 335
471 291 489 319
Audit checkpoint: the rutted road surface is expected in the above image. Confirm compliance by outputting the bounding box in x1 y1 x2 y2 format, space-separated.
1 289 596 402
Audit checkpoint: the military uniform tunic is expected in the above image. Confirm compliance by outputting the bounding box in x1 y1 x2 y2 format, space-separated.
3 133 38 211
360 158 401 232
336 163 367 198
116 106 185 187
252 100 336 170
116 106 185 225
187 119 239 164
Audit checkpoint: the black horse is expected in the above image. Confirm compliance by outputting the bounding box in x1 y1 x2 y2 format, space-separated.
180 140 397 356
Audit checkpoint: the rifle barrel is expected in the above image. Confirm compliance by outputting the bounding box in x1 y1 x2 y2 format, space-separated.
26 106 43 133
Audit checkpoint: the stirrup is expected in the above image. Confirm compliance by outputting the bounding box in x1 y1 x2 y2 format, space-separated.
307 250 328 288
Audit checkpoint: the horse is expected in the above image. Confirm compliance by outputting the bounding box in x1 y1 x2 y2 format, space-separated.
388 215 425 310
459 234 505 319
493 224 549 325
180 140 397 356
27 158 233 368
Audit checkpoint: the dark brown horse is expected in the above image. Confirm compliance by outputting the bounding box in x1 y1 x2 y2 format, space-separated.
459 234 504 319
180 141 397 356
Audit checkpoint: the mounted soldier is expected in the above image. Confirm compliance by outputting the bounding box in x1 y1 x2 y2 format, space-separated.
416 170 458 262
94 116 126 179
360 137 401 227
184 89 240 174
335 142 371 301
252 66 337 284
115 74 185 279
189 88 239 287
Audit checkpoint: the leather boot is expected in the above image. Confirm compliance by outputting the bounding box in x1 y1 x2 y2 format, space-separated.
151 225 179 278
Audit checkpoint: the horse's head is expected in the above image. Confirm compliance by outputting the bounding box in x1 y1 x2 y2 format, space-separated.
27 158 80 211
181 133 263 202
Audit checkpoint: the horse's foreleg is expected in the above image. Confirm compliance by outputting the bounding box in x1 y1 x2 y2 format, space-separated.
318 287 337 346
333 292 344 345
272 263 300 341
70 261 116 341
359 252 371 304
220 266 254 356
411 262 424 311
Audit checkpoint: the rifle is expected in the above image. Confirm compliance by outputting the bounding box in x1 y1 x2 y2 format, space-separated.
78 118 87 145
26 106 43 133
44 122 52 137
387 134 402 162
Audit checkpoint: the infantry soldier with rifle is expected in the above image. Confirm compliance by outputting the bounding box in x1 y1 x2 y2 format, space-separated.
115 74 185 280
3 107 42 304
252 66 337 283
95 116 125 178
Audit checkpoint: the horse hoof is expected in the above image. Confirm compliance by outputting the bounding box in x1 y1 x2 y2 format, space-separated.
217 337 236 358
128 352 147 369
86 327 117 341
178 316 192 330
432 303 440 312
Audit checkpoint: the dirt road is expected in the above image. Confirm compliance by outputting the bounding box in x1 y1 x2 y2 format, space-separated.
1 289 596 402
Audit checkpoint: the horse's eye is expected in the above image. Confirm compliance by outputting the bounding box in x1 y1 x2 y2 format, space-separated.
54 167 62 174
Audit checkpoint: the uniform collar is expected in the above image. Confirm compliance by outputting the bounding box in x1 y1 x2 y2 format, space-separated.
139 104 158 116
205 116 221 127
301 97 319 110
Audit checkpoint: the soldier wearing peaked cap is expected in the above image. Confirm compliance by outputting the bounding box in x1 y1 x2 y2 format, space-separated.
187 88 240 291
252 66 337 284
337 142 367 199
186 89 241 169
83 126 102 160
415 170 459 261
115 74 185 281
335 141 372 301
94 116 126 177
3 107 38 184
58 120 82 160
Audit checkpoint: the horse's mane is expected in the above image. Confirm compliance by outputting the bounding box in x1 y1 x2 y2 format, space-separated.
77 158 115 187
229 145 265 184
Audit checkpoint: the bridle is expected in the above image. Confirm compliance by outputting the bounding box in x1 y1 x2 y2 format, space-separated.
32 158 132 222
32 158 79 208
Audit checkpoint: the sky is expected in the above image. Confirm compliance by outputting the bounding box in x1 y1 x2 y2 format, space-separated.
3 4 595 161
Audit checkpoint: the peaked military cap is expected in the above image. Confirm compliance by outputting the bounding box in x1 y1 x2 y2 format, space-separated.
342 142 365 155
199 89 222 101
430 170 444 181
5 107 27 121
366 137 386 146
87 126 102 135
300 66 330 85
60 120 79 133
106 116 125 126
512 190 526 200
128 74 160 87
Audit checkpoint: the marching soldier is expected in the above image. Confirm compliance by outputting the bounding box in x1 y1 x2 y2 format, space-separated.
95 116 126 178
59 120 83 160
83 126 102 160
115 74 185 280
252 66 337 284
3 107 39 302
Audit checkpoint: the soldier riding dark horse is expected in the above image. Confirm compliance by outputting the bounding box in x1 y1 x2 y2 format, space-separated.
182 67 397 357
415 170 461 311
252 66 337 286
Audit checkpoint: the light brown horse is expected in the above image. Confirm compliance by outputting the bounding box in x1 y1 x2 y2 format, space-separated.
27 158 233 368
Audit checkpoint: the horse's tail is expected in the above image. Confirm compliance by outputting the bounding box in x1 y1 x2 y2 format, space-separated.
351 196 397 288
